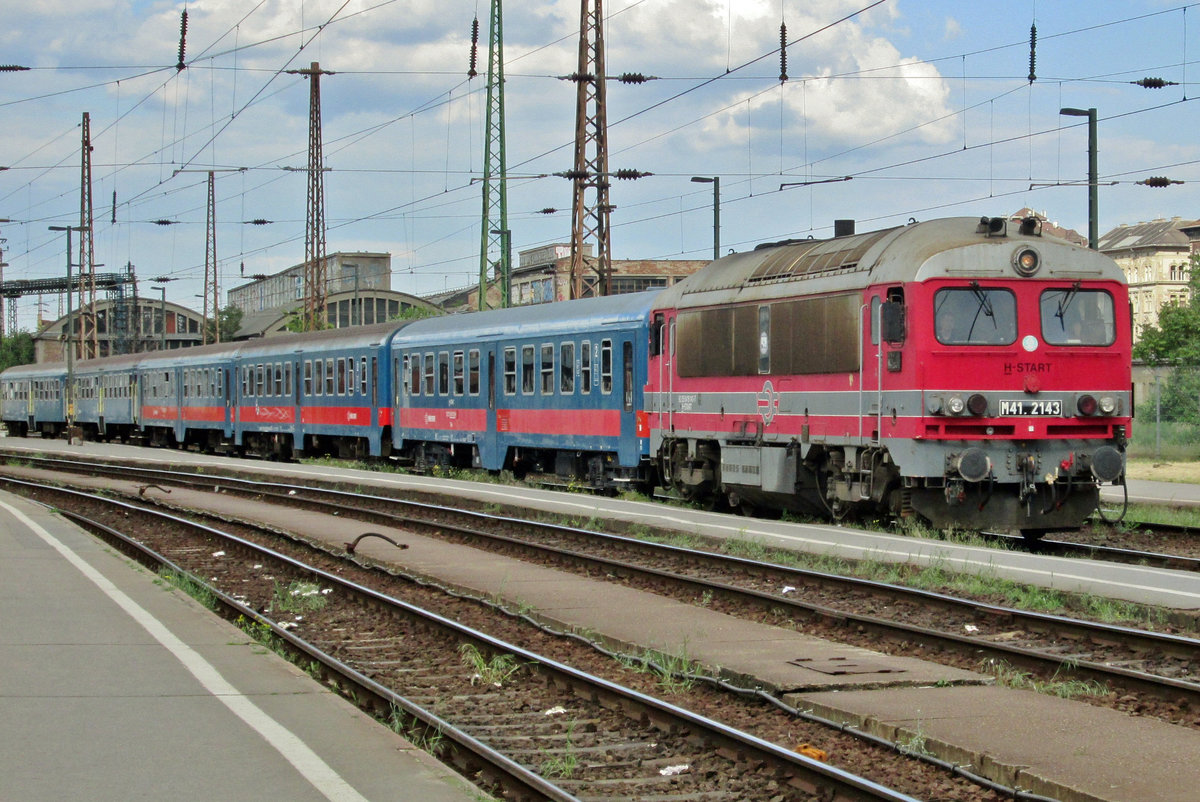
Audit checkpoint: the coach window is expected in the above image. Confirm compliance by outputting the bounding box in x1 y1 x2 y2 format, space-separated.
581 342 592 393
404 354 416 396
934 287 1017 345
521 345 535 394
438 351 450 395
623 342 634 411
453 351 464 395
758 306 771 374
304 361 313 396
600 339 613 394
337 358 346 396
314 360 324 396
423 353 435 396
257 364 266 397
274 364 284 397
285 363 293 397
360 356 368 396
325 358 335 396
503 347 517 395
1040 288 1115 346
468 350 480 395
540 344 554 395
560 342 575 394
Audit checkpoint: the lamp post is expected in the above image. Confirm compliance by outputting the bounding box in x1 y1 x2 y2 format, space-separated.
489 229 512 308
1060 107 1098 249
48 224 86 426
690 176 720 261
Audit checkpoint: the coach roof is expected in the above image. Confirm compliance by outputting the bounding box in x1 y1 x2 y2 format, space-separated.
394 291 658 348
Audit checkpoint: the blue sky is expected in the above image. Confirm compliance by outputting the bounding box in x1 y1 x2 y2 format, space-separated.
1 0 1198 328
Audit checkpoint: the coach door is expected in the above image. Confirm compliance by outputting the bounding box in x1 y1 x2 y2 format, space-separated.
617 340 641 466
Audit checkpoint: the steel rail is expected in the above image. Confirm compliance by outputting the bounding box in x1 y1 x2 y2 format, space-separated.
8 457 1200 703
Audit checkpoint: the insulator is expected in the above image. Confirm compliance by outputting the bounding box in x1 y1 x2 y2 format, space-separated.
1138 176 1181 187
617 73 652 84
1133 77 1177 89
613 169 651 180
111 190 116 224
151 219 176 226
779 23 788 82
538 208 559 215
246 218 273 225
559 72 594 83
1027 23 1036 84
176 10 188 71
0 65 30 72
557 170 590 180
468 17 479 79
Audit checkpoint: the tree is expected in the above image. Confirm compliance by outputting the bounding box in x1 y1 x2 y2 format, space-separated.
205 304 244 343
1133 256 1200 428
0 332 35 372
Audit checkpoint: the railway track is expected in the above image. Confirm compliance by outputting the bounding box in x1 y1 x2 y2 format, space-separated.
6 455 1199 729
5 474 1022 802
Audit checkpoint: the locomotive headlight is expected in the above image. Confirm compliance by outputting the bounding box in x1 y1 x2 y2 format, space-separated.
967 393 988 416
947 395 966 415
1013 247 1041 276
1077 394 1098 416
1098 395 1117 415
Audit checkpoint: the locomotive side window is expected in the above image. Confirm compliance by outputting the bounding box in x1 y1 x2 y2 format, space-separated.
1040 288 1115 346
934 287 1017 345
560 343 575 394
521 345 535 394
758 306 770 374
601 339 613 394
503 347 516 395
540 344 554 395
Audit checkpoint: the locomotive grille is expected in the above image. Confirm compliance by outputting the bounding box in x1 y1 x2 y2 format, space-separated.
747 228 892 283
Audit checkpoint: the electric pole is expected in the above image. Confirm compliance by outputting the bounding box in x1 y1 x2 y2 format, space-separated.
568 0 613 299
78 112 99 359
287 62 333 331
477 2 510 310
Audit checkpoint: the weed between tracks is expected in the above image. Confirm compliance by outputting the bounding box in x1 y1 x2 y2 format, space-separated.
156 567 218 610
984 658 1109 699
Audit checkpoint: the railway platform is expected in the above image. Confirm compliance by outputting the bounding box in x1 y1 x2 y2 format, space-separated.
0 489 483 802
9 457 1200 802
4 439 1200 800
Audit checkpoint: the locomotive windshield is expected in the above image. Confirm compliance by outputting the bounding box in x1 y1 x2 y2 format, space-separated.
1040 288 1115 346
934 287 1017 345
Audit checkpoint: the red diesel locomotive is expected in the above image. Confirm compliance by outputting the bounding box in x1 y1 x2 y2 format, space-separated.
647 215 1130 536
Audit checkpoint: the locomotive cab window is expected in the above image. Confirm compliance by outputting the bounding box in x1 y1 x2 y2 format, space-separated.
1040 288 1116 346
934 287 1017 345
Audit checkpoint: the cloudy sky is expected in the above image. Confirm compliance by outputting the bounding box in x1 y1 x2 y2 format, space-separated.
1 0 1198 328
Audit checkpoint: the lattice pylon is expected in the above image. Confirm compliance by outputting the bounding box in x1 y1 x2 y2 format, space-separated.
477 1 510 310
78 111 99 359
568 0 613 299
300 63 331 330
203 171 218 344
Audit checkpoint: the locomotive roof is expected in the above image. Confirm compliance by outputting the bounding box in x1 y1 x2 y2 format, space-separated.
394 291 658 347
654 216 1126 309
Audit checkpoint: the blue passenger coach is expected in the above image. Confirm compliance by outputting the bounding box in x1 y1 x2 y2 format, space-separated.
391 292 657 489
